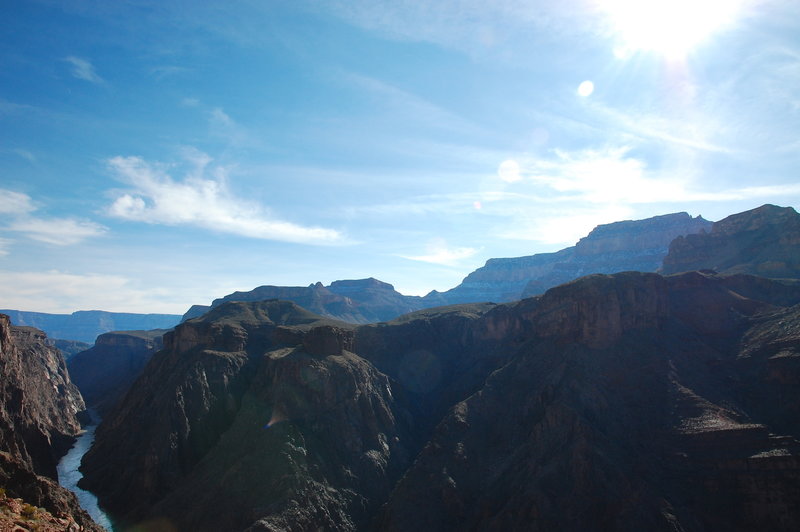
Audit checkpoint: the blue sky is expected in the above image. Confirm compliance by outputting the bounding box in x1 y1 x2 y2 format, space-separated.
1 0 799 313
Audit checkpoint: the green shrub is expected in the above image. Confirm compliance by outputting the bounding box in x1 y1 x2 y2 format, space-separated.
21 502 37 518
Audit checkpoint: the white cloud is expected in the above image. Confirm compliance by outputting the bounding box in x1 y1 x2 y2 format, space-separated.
0 189 36 215
7 217 107 246
498 204 635 245
0 270 183 314
400 238 479 266
106 154 343 244
510 146 800 207
519 147 687 203
64 56 105 84
0 189 106 248
0 238 12 257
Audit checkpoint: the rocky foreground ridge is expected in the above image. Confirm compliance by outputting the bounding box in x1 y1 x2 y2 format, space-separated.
0 314 103 531
81 270 800 531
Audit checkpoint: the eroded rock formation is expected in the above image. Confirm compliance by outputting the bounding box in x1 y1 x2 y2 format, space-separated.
82 272 800 531
426 212 711 304
0 314 102 531
662 204 800 278
68 329 167 416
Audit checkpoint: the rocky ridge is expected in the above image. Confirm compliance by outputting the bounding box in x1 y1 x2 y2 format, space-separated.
662 204 800 278
0 314 102 531
81 271 800 531
428 211 711 304
182 278 426 324
182 213 712 326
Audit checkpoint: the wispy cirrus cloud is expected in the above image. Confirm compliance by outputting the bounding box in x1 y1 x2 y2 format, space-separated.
0 189 106 248
343 72 484 134
400 238 479 266
0 190 36 215
503 146 800 206
0 269 178 314
64 56 105 84
0 238 12 257
7 218 107 246
106 152 343 245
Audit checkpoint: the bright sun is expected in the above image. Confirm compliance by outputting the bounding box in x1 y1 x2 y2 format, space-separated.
601 0 744 59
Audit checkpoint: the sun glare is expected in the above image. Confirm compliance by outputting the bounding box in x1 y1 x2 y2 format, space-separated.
602 0 744 59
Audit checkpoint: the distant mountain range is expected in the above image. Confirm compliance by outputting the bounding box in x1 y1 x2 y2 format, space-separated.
182 277 425 324
0 310 182 344
438 211 712 303
187 207 788 324
5 205 798 345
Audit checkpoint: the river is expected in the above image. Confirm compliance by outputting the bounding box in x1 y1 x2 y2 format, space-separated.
57 418 115 531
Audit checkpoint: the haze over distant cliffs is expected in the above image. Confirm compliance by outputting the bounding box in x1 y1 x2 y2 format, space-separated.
435 211 711 303
182 277 426 324
0 310 181 344
184 211 714 324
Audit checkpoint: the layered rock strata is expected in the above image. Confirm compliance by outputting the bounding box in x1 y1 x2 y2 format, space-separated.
0 314 102 531
68 329 166 416
428 212 711 304
662 204 800 278
82 273 800 531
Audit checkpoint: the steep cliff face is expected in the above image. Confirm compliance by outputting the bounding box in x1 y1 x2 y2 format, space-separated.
0 318 86 478
376 272 800 532
662 204 800 278
0 314 102 531
82 273 800 531
427 212 710 305
68 329 166 416
81 301 412 530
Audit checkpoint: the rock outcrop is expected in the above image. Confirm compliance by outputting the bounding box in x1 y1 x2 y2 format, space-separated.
426 212 711 304
82 272 800 531
662 204 800 278
0 314 102 531
182 278 427 324
376 272 800 532
52 339 92 361
68 329 167 416
80 300 401 531
0 309 181 344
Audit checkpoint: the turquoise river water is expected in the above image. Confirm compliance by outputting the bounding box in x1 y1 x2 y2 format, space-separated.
56 418 115 531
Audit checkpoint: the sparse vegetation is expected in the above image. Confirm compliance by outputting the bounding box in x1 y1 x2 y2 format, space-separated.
21 502 38 519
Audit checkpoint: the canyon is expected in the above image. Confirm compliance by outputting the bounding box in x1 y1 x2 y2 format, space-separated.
0 314 103 531
3 203 800 531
